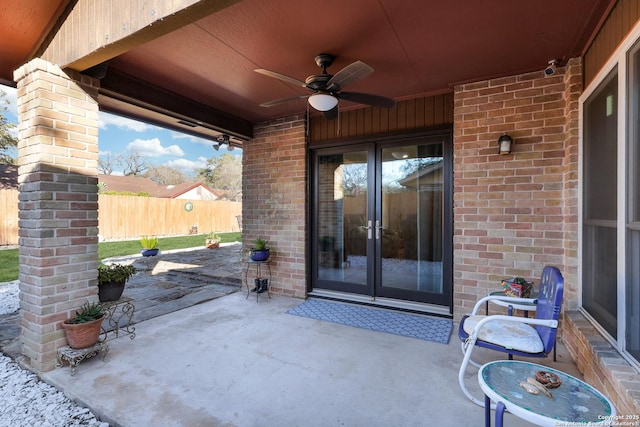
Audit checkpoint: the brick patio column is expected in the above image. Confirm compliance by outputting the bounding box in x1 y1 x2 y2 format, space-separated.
244 115 307 298
13 58 99 371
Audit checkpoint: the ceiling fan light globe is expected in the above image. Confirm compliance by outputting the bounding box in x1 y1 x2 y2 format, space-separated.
308 93 338 111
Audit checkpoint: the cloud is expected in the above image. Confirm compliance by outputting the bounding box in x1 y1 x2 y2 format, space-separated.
170 131 213 145
126 138 184 157
99 112 156 132
164 156 208 171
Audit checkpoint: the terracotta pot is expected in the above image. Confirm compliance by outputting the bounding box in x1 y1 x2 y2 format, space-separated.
98 280 125 302
61 316 104 349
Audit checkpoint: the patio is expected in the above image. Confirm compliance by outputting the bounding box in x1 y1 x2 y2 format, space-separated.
42 290 581 427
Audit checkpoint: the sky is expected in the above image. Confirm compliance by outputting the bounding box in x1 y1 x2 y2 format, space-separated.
1 84 241 178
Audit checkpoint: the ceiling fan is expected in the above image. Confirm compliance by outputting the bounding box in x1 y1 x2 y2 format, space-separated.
255 53 396 120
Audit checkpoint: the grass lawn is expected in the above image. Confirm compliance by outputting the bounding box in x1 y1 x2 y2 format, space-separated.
0 232 241 283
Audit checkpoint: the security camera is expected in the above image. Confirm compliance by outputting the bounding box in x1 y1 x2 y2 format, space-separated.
544 60 558 76
212 134 233 151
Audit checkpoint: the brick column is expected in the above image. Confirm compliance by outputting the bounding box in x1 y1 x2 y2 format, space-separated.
13 59 99 371
560 57 582 311
243 115 307 298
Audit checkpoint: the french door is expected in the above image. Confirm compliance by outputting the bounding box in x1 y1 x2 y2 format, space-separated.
311 133 452 309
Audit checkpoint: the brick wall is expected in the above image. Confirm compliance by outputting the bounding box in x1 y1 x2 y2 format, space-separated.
560 58 582 311
452 59 581 321
564 312 640 415
452 58 640 413
13 58 99 371
243 115 307 298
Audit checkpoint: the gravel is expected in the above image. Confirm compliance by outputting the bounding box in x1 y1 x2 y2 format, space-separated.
0 281 108 427
0 281 19 316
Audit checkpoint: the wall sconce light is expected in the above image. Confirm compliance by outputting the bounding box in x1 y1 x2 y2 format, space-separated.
498 134 513 155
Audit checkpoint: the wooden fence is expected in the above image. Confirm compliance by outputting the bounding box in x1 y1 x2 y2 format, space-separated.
0 190 242 245
0 189 18 246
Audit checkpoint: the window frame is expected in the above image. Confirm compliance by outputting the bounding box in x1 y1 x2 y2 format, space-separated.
579 20 640 370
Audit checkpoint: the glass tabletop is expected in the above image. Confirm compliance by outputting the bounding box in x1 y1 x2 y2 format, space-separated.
479 361 615 426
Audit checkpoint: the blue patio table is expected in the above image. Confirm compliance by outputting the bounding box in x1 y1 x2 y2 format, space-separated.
478 360 616 427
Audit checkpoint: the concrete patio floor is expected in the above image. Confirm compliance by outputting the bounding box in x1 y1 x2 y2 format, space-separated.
42 290 582 427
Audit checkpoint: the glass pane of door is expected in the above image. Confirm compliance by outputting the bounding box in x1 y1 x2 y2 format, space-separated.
376 143 446 303
315 149 373 294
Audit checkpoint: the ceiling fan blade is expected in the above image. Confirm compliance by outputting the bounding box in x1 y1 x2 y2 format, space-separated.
323 106 339 120
259 94 309 108
326 61 374 91
338 92 396 108
254 69 307 87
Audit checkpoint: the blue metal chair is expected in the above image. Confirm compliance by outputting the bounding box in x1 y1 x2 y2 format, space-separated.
458 266 564 407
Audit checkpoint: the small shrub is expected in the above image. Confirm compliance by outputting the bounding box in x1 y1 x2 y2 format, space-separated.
98 263 137 285
253 236 268 250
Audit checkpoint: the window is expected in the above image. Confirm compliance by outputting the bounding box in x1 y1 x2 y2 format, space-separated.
627 43 640 361
582 68 618 338
581 35 640 366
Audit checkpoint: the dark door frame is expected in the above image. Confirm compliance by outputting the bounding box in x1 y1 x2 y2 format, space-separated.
308 127 453 313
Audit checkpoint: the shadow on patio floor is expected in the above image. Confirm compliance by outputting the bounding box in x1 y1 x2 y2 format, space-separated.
0 243 244 359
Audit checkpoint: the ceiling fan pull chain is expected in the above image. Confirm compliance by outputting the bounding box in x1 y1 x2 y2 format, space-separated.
305 102 310 138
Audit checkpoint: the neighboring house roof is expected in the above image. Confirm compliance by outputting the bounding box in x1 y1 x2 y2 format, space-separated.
0 164 18 190
98 174 219 200
0 168 227 200
398 161 443 190
155 181 221 200
98 174 158 195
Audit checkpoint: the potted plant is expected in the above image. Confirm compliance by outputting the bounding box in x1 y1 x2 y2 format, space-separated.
60 302 105 349
250 236 270 261
205 232 220 249
140 235 159 257
501 277 534 298
97 263 137 302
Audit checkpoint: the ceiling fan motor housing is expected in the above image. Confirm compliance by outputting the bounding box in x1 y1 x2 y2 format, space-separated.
315 53 335 70
305 74 333 91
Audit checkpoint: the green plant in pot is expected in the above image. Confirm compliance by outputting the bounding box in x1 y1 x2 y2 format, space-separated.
60 302 105 349
250 236 270 261
98 263 137 302
205 232 220 249
140 235 159 257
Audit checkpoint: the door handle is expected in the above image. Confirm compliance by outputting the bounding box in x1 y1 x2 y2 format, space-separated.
366 220 373 240
375 220 382 240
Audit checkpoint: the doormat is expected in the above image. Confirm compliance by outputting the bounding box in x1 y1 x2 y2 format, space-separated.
286 299 452 344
